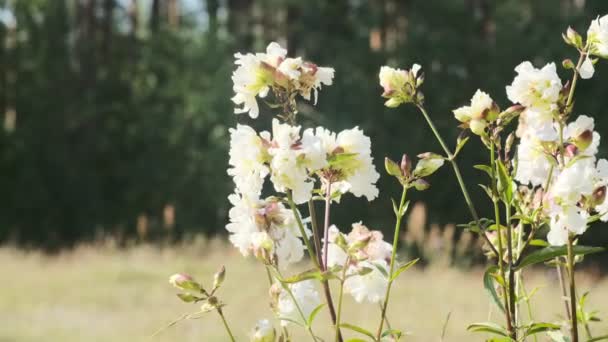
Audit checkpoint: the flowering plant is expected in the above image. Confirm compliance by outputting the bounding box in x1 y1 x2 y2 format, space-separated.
162 15 608 342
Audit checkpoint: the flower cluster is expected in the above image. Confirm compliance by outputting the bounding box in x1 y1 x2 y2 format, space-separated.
502 59 607 246
270 280 321 326
379 64 424 107
232 42 334 118
325 223 392 303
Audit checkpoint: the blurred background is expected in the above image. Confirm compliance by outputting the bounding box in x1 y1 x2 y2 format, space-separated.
1 1 608 341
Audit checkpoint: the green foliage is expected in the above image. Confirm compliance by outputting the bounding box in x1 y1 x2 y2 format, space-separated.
1 0 608 253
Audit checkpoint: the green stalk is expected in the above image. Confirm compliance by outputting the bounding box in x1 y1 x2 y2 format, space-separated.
216 308 236 342
375 185 408 340
288 191 341 341
490 141 515 339
567 237 579 342
416 104 500 258
505 203 517 333
335 258 350 342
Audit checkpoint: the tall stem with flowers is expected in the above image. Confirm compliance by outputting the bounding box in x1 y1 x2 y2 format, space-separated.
161 14 608 342
381 14 608 342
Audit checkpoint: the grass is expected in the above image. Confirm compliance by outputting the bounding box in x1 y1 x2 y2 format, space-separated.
0 238 606 341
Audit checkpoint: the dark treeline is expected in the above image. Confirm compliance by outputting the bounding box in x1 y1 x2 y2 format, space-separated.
1 0 608 250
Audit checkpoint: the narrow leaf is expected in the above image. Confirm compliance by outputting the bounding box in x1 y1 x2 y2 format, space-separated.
307 303 326 326
483 266 506 313
467 322 509 336
515 246 605 270
340 323 375 339
390 258 419 282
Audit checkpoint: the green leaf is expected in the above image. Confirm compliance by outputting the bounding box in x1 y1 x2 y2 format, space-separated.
483 266 506 313
381 329 402 338
496 160 513 204
340 323 375 339
524 322 560 335
176 293 200 303
515 246 605 270
474 164 493 177
413 154 445 177
385 157 402 177
588 335 608 342
391 198 399 217
345 339 367 342
307 303 326 326
282 269 325 283
454 136 470 158
467 322 508 336
529 239 549 247
390 258 419 282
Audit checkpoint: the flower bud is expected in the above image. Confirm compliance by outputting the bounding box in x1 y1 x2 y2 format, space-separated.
574 129 593 150
563 58 575 70
564 144 578 158
469 119 487 136
505 132 515 156
212 265 226 291
412 178 430 191
592 186 606 207
251 319 276 342
169 273 201 292
400 154 412 178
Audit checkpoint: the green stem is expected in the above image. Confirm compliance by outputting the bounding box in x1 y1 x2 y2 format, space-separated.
287 191 320 270
518 271 538 342
308 200 325 269
567 237 579 342
375 186 408 340
216 308 236 342
335 258 350 342
416 104 500 258
273 267 319 342
557 261 572 321
289 192 341 341
505 203 517 333
490 142 514 339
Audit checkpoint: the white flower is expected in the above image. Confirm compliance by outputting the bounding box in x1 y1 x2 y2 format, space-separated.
232 52 273 118
300 65 335 104
514 136 554 187
277 280 320 326
251 319 276 342
278 57 303 80
266 120 316 204
588 15 608 57
344 260 388 303
579 56 595 79
548 205 588 246
506 61 562 111
551 158 596 206
379 66 408 95
262 42 287 68
228 124 269 198
324 223 391 303
225 193 307 268
453 89 494 123
564 115 599 156
334 128 381 200
519 108 558 142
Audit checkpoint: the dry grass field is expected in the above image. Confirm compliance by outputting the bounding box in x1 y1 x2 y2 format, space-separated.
0 238 606 342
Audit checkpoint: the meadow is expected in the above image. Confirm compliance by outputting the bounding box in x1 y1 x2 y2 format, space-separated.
1 238 606 342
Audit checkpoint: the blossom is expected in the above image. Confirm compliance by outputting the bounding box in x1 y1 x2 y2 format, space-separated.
231 42 334 118
518 108 558 142
594 159 608 221
232 52 275 118
587 14 608 58
564 115 599 155
225 193 307 268
325 223 392 303
227 124 270 198
514 136 554 187
579 56 596 79
169 273 195 289
551 158 596 206
251 319 276 342
379 64 423 107
452 90 497 135
548 205 588 246
264 119 320 204
276 280 320 326
506 61 562 111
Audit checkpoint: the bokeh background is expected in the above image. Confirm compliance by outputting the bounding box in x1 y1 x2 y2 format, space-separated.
2 1 608 341
1 0 608 250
